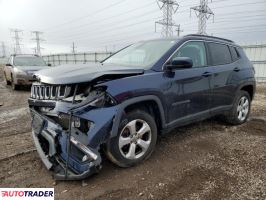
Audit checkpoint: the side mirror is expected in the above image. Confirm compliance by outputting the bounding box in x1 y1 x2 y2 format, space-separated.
165 57 193 71
6 63 12 67
47 63 52 66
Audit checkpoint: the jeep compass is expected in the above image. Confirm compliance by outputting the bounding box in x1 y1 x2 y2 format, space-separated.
28 34 256 180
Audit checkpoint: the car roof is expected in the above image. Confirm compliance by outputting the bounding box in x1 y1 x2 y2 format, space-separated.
141 34 238 47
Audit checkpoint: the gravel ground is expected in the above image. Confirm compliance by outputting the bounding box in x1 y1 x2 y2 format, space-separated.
0 66 265 200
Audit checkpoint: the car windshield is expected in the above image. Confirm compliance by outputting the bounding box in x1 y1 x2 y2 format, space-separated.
102 40 177 69
14 56 46 66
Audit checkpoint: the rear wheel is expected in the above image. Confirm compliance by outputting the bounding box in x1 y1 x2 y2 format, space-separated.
105 110 157 167
224 90 251 125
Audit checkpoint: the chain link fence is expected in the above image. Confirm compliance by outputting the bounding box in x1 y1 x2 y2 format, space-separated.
242 44 266 82
42 52 112 66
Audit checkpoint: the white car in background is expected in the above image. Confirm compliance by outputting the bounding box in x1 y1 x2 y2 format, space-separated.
3 54 50 90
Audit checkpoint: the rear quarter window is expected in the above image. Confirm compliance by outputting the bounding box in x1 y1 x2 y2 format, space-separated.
208 42 232 65
229 46 240 61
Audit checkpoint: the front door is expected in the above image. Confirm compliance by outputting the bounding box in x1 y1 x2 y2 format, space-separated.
166 41 212 125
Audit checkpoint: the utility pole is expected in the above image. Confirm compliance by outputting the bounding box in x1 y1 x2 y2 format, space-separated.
10 29 23 54
1 42 6 58
32 47 37 54
176 24 183 37
71 42 76 54
190 0 214 35
31 31 44 56
155 0 179 38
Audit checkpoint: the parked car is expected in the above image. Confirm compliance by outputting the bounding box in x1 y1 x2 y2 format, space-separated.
3 54 50 90
28 34 255 180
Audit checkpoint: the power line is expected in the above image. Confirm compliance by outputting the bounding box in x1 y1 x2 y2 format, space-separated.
190 0 214 35
47 7 266 42
155 0 180 37
31 31 45 55
212 0 266 10
10 29 23 54
181 15 266 28
46 1 156 34
46 21 266 46
39 0 266 51
184 23 266 33
47 10 160 39
46 0 266 40
47 16 161 42
43 0 127 31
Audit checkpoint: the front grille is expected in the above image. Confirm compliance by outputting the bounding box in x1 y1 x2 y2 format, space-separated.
31 84 74 100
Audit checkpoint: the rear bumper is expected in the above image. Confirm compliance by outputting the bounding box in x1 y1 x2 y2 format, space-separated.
30 109 102 180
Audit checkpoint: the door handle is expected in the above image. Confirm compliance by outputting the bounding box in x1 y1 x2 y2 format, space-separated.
233 67 240 72
202 72 212 77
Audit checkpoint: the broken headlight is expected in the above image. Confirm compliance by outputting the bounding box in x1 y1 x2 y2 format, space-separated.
78 87 116 107
72 116 94 133
62 86 116 107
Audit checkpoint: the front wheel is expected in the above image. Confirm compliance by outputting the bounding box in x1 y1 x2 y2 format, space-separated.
11 77 19 90
4 73 11 85
105 110 157 168
224 90 251 125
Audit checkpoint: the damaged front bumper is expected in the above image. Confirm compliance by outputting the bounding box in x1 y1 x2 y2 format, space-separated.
29 100 118 180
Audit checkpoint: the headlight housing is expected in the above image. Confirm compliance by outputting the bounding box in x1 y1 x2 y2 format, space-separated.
62 86 116 107
14 68 27 77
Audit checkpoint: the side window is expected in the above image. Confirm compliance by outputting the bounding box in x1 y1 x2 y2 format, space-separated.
208 43 232 65
171 41 207 68
229 46 240 61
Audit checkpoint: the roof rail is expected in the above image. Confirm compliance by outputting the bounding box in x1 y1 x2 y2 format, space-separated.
185 34 234 43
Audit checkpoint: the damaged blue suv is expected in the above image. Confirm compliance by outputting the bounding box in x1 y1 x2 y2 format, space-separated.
29 34 256 180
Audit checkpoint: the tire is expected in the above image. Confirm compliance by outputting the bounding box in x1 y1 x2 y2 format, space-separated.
4 73 11 85
224 90 251 125
105 110 157 168
11 76 19 90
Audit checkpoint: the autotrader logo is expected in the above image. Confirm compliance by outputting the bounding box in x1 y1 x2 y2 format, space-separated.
0 188 54 200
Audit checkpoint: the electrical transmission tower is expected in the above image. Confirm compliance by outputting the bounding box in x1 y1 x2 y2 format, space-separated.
190 0 214 35
176 24 183 37
10 29 23 54
155 0 180 38
31 31 44 56
1 42 6 58
71 42 77 54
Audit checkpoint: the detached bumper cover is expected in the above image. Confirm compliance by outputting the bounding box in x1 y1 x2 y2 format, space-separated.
30 109 105 180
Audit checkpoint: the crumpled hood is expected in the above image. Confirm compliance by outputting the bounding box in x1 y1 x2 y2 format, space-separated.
34 63 144 84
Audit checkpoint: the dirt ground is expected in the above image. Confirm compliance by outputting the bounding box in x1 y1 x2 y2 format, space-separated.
0 66 265 200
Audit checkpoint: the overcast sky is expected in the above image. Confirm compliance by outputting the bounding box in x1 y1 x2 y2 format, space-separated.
0 0 266 55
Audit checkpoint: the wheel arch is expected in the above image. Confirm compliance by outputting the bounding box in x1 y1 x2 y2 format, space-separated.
240 84 255 100
110 95 166 137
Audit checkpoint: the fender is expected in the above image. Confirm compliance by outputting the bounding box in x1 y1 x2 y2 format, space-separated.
110 95 167 138
236 79 256 99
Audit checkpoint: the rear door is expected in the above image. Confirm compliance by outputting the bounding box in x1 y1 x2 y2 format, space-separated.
206 42 238 112
166 41 212 125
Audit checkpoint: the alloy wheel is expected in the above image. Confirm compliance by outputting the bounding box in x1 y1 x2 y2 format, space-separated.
119 119 152 160
237 96 249 121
